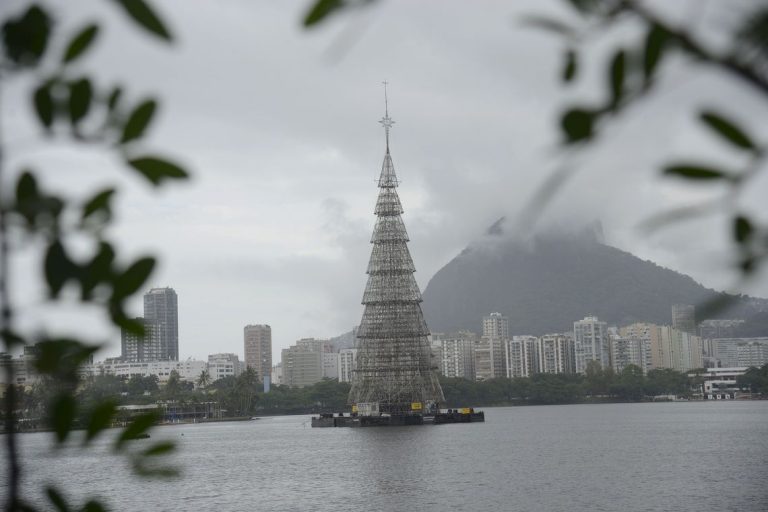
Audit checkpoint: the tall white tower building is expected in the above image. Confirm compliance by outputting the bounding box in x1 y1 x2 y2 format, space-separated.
143 287 179 361
244 324 272 382
573 316 610 373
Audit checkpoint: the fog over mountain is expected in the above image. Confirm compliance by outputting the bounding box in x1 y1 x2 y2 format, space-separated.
421 219 768 336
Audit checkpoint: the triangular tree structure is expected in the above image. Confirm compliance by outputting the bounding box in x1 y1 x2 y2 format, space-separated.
349 90 444 415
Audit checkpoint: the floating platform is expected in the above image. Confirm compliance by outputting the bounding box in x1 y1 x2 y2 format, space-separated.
311 409 485 428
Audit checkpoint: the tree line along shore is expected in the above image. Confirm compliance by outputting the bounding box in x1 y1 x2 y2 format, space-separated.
4 363 766 432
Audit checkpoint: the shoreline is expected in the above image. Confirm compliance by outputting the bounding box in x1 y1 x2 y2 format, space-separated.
5 398 765 435
2 416 258 435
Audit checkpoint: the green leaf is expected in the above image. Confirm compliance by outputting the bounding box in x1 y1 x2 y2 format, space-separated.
50 394 77 444
609 50 625 108
68 78 93 124
34 339 99 382
116 412 158 450
644 24 668 82
107 87 123 111
561 108 595 143
113 313 145 336
85 401 117 443
46 486 71 512
663 165 731 181
111 0 172 41
81 500 108 512
33 83 54 129
697 294 737 319
121 99 157 143
736 8 768 53
81 242 116 300
45 241 74 298
734 215 753 244
304 0 344 27
1 5 51 65
82 188 116 221
16 171 39 203
62 24 99 63
1 329 25 349
699 111 756 150
127 156 189 185
114 257 155 299
562 49 577 82
740 256 756 274
15 172 64 228
142 440 175 457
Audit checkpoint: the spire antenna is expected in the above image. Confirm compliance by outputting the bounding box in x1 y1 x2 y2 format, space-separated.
379 80 395 151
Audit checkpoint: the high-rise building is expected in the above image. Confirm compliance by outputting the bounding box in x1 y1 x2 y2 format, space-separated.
322 352 339 380
280 338 337 387
121 318 159 362
483 312 509 339
659 326 703 371
505 336 538 378
536 333 575 374
714 337 768 367
296 337 333 353
672 304 696 335
338 348 358 383
480 312 508 379
619 323 660 371
244 324 272 382
348 93 444 414
143 287 179 361
473 338 495 381
736 341 768 367
433 331 476 380
474 337 506 380
282 342 323 388
271 362 283 386
610 334 647 373
573 316 610 373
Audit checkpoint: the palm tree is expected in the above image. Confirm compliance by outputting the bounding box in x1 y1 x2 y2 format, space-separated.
234 367 258 416
196 369 211 389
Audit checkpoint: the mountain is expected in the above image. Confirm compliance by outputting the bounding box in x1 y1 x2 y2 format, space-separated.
421 222 768 335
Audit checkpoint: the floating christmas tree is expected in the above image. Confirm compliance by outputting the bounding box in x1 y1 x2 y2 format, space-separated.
349 85 444 415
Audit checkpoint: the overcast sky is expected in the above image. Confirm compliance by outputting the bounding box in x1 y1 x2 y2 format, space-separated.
4 0 768 362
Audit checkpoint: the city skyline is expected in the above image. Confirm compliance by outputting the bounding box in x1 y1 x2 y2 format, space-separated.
97 288 767 388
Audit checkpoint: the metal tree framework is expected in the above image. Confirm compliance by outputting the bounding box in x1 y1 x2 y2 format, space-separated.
349 87 444 415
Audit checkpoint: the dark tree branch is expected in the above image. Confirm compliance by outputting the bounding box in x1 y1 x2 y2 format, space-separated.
0 79 22 512
624 0 768 97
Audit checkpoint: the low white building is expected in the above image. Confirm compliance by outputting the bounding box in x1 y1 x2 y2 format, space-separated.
692 367 748 399
207 353 243 381
81 359 208 385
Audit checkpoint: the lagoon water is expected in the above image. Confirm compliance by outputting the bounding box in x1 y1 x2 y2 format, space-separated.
3 402 768 511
